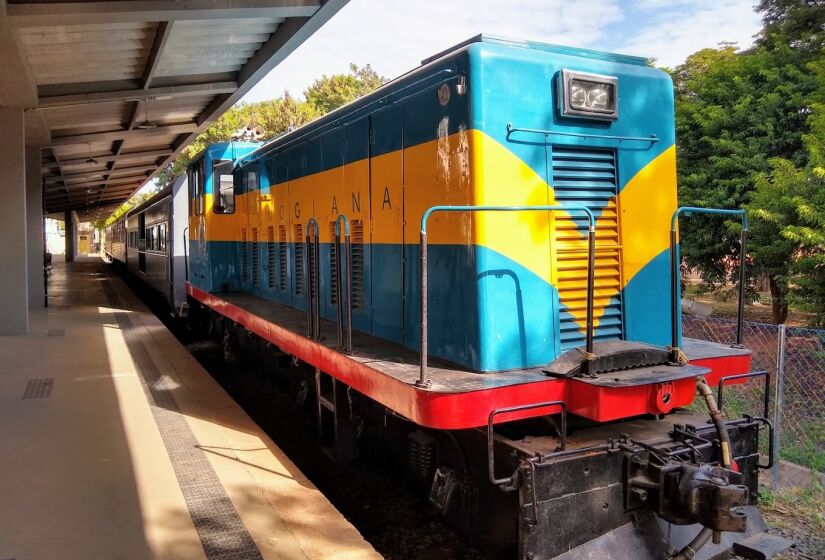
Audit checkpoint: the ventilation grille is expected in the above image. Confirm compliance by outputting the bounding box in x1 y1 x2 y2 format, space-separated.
251 228 260 287
351 219 365 309
47 328 65 337
329 222 338 305
278 225 287 291
294 224 304 294
551 146 623 351
267 226 276 289
241 227 248 283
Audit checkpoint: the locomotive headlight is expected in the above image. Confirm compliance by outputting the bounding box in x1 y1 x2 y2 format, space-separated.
560 70 618 121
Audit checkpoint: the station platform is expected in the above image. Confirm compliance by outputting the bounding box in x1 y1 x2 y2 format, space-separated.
0 256 380 560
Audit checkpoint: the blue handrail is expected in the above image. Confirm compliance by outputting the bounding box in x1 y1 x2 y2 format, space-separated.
670 207 749 362
506 123 660 144
418 204 596 387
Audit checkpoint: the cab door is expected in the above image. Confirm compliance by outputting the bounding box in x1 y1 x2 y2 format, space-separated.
369 107 404 344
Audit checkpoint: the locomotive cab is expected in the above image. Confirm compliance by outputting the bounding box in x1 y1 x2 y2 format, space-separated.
186 141 260 293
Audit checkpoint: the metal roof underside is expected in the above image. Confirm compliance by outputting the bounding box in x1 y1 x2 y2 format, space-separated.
0 0 347 222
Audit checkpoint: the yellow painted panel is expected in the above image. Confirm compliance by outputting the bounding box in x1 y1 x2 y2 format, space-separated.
403 127 474 245
471 129 561 286
370 150 404 244
618 145 677 286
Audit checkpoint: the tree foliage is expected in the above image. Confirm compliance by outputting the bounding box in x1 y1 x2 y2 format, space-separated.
672 0 825 323
94 185 160 230
304 63 385 114
155 64 385 186
757 0 825 52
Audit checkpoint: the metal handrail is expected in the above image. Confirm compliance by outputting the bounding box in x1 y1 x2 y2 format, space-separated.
717 371 770 420
182 227 189 282
417 205 596 388
670 207 749 363
717 370 774 470
304 218 320 339
506 123 660 144
334 215 353 352
488 401 567 487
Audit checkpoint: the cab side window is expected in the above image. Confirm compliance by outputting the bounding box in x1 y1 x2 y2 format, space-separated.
213 159 235 214
189 162 203 216
197 159 205 215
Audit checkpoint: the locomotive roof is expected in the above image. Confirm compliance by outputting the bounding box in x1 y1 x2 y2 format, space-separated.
421 34 648 66
238 34 650 167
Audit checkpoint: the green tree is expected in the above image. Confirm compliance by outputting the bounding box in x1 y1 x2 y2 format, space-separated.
748 57 825 325
303 63 384 114
672 43 817 321
757 0 825 53
93 185 160 230
155 64 385 187
674 0 825 323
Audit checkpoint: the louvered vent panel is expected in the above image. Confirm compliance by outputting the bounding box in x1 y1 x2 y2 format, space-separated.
241 228 248 283
329 222 338 305
551 146 623 351
278 225 287 291
251 228 260 287
267 226 276 289
351 219 365 309
294 224 304 294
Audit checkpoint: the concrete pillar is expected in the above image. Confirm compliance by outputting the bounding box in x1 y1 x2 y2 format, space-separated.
26 146 44 309
0 106 29 334
64 209 75 262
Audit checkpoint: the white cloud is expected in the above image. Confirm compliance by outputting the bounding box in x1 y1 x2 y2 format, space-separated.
243 0 623 102
241 0 762 103
620 0 761 68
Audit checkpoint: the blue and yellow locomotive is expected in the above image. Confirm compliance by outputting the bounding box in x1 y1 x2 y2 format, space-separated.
117 35 781 560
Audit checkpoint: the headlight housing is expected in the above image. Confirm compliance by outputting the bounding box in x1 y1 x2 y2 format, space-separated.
559 70 618 121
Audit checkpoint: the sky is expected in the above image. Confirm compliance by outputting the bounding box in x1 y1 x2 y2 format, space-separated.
242 0 763 103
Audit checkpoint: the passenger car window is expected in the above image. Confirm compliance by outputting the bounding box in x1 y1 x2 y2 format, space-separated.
158 223 166 252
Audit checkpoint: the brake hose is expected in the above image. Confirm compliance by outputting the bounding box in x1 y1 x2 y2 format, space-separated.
673 377 732 560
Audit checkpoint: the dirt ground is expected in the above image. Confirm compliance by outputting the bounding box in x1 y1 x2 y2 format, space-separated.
761 484 825 560
683 285 816 326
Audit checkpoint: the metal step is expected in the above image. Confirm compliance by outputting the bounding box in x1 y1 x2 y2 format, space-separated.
732 533 793 560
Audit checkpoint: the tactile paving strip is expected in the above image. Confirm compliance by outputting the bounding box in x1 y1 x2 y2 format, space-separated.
22 378 54 399
102 281 263 560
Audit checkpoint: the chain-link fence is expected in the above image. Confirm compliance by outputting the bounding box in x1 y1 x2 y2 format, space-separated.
683 315 825 485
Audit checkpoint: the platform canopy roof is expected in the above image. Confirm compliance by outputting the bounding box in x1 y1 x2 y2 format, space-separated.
0 0 347 221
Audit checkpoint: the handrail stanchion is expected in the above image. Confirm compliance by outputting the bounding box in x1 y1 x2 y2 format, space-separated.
584 222 597 376
417 205 596 388
736 226 748 347
305 218 320 339
418 230 429 387
669 207 748 363
313 222 320 339
182 227 189 282
334 215 352 352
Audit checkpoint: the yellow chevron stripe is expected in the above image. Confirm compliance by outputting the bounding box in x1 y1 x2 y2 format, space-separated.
617 145 677 286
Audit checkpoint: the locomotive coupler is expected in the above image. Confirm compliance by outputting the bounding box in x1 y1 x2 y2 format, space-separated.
625 450 749 533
